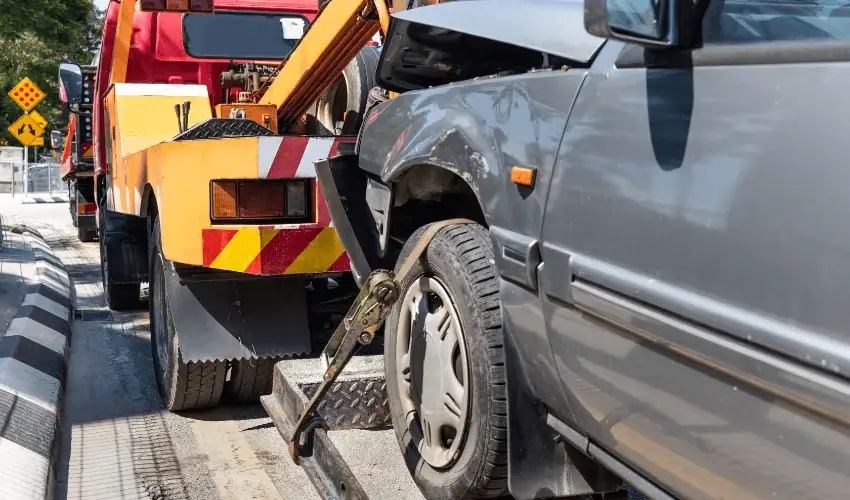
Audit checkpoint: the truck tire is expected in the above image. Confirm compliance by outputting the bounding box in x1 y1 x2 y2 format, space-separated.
149 216 226 411
99 215 140 310
313 45 380 135
223 357 279 403
384 222 508 500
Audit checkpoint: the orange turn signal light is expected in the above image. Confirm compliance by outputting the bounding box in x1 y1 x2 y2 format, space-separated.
212 181 238 219
77 203 97 216
510 166 536 187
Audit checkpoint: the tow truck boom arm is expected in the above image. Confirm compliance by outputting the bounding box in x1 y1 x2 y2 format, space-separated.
259 0 389 126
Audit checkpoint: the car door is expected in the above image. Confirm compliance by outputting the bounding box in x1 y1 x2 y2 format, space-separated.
539 1 850 498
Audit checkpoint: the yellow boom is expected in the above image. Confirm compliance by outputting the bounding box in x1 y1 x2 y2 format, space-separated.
258 0 389 126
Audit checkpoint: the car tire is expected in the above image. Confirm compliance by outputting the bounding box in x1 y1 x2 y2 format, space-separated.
149 216 226 411
100 215 140 310
384 222 508 500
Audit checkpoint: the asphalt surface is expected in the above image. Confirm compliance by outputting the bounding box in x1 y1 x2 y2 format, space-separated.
0 195 339 500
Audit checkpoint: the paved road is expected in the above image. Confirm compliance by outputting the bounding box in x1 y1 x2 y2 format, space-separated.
0 195 322 500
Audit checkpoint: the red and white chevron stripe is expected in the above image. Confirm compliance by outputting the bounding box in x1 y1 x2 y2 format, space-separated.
256 135 355 229
257 136 353 180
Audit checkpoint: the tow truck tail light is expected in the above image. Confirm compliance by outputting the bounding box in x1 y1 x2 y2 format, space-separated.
239 183 286 219
211 180 310 222
77 203 97 215
141 0 213 12
212 181 238 219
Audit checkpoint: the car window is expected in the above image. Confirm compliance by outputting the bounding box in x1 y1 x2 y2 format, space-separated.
703 0 850 44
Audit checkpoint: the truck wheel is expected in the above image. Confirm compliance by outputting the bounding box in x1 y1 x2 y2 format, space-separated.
385 222 508 500
314 45 380 135
223 357 279 403
99 216 140 310
149 217 226 411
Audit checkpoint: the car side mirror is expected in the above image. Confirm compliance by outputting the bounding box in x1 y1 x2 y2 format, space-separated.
50 130 63 149
584 0 697 49
58 62 83 106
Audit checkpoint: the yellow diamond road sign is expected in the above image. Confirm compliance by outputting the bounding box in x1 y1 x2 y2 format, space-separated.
28 109 48 129
29 136 45 147
8 114 44 146
8 77 46 112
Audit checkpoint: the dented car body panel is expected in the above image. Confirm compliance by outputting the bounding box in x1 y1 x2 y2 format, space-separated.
358 69 589 237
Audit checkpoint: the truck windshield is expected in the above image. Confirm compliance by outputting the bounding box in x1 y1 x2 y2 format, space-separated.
183 12 308 60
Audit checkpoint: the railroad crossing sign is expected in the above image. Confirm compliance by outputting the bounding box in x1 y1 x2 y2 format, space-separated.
28 109 48 130
8 114 45 146
8 77 46 112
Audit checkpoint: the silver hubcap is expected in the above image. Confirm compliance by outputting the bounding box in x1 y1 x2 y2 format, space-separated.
396 276 470 468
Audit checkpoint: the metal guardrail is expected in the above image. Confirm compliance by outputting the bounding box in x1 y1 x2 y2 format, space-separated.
23 162 63 195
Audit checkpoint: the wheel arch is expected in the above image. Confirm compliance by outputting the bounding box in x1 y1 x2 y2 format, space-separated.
385 162 488 244
140 183 157 219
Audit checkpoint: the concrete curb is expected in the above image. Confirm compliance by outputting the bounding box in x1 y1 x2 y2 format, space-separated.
0 225 72 500
20 194 70 205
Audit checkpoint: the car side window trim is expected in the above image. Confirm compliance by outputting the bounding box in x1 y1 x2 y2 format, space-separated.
616 39 850 68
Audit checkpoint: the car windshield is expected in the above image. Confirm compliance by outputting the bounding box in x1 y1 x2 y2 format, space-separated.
183 12 308 60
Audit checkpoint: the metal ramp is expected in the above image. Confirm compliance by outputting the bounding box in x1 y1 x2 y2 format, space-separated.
261 354 425 500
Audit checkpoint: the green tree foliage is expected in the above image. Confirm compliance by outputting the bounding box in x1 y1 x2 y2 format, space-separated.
0 0 101 149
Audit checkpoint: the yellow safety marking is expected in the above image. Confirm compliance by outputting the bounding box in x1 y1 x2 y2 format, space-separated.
210 229 278 272
283 227 345 275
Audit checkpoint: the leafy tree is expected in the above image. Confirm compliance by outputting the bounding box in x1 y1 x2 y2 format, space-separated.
0 0 101 152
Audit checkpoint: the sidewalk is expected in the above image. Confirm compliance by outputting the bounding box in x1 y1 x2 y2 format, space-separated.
0 222 73 500
0 223 36 336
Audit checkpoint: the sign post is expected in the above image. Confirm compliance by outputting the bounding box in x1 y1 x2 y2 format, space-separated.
6 77 49 198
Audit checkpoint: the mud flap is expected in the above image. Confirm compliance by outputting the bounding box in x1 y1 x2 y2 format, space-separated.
102 209 147 283
164 266 310 362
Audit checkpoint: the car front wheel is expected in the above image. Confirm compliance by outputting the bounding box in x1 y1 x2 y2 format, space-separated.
384 222 508 500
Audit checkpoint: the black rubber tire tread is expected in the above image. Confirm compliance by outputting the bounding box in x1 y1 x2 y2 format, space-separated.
385 222 507 500
100 215 140 311
149 215 226 411
314 45 380 135
223 357 280 403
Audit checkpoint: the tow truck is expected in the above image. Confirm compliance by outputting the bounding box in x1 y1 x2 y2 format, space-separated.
58 63 98 242
58 0 382 410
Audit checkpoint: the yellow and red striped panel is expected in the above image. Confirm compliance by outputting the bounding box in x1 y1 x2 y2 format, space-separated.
81 143 94 158
201 135 355 276
202 227 350 275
